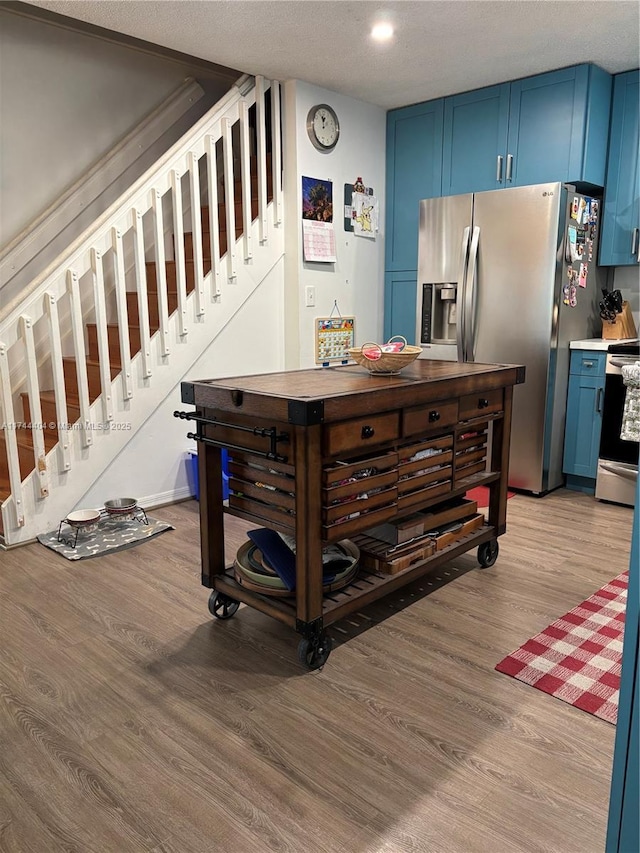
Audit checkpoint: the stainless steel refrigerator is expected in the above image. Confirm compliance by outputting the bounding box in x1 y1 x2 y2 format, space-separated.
416 182 603 494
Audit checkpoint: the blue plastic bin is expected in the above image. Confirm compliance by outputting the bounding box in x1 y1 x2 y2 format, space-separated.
189 449 229 501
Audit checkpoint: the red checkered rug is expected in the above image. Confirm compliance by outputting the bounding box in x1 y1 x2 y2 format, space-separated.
495 572 627 724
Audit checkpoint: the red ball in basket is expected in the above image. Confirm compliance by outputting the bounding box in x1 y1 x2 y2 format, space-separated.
348 336 422 374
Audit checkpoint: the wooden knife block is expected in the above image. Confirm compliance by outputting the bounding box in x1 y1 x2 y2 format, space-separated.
602 301 637 340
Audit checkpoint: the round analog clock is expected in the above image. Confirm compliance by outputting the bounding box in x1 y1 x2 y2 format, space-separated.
306 104 340 152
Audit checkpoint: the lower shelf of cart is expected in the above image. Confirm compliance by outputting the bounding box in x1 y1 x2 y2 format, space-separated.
210 523 498 630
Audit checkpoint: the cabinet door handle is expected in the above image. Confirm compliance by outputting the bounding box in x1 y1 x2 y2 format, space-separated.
631 228 639 258
361 425 375 439
506 154 513 182
596 387 603 413
496 155 504 183
428 410 441 423
478 398 489 409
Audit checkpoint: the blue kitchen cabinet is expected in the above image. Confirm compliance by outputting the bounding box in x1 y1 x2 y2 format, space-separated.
442 84 510 195
599 70 640 266
442 65 612 196
384 271 417 344
385 100 444 272
563 350 606 492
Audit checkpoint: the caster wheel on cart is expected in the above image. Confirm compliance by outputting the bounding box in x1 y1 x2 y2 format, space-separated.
297 633 332 670
478 539 499 569
208 591 240 619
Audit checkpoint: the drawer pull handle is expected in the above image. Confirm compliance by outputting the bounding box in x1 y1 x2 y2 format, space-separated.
361 425 375 439
583 360 594 368
478 398 489 409
428 410 441 422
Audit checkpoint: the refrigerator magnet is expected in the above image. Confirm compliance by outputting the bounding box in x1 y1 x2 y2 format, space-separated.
568 226 579 261
579 263 588 288
570 284 577 307
571 197 579 219
578 197 587 225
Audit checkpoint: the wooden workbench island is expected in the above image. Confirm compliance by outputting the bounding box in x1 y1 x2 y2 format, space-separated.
176 358 525 668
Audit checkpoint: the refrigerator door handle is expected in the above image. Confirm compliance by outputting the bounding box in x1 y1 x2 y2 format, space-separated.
464 226 480 362
456 227 471 362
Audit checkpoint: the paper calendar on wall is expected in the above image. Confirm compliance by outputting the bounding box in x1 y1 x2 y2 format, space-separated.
315 316 356 364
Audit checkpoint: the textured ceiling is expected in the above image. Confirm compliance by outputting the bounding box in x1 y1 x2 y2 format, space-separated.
25 0 640 109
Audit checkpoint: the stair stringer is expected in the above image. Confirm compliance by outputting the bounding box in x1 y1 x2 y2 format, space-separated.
0 221 284 546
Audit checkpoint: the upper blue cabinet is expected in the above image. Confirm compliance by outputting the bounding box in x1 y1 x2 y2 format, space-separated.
441 65 612 196
386 100 444 271
599 70 640 267
443 84 510 195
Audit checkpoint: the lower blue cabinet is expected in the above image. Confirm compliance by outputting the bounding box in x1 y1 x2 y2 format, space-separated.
384 271 418 344
563 350 606 491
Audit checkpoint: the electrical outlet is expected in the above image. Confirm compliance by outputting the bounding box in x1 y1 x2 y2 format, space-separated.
305 286 315 307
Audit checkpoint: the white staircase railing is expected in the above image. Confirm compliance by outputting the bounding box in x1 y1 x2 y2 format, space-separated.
0 75 283 546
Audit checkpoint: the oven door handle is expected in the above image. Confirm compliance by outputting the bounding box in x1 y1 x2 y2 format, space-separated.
600 462 639 481
610 357 640 369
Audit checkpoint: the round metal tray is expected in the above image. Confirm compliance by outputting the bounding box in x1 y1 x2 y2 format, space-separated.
233 538 359 597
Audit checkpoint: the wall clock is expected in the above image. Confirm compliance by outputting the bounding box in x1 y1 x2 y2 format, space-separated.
306 104 340 152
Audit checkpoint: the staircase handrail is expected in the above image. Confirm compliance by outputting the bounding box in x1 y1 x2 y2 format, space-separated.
0 74 254 330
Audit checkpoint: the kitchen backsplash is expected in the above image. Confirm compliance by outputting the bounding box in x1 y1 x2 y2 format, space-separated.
613 266 640 331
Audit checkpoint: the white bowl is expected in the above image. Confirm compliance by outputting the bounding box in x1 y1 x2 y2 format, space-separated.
66 509 101 527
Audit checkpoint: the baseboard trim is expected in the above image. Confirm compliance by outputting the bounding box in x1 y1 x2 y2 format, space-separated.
138 486 195 510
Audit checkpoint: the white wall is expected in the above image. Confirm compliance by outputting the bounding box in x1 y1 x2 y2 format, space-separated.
77 260 285 509
283 80 386 368
0 9 223 247
613 265 640 330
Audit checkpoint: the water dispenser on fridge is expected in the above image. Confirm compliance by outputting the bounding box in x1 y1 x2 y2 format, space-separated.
418 282 459 359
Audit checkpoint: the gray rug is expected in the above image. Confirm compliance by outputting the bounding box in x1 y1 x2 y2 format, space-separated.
38 515 174 561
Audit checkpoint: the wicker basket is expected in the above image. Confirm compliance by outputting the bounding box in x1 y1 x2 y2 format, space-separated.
349 336 421 375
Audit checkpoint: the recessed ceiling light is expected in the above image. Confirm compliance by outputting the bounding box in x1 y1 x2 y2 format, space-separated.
371 22 394 42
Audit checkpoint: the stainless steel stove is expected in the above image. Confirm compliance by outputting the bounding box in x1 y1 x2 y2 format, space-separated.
595 341 639 506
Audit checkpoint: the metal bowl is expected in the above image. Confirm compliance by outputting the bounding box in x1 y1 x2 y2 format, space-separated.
66 509 101 528
104 497 138 514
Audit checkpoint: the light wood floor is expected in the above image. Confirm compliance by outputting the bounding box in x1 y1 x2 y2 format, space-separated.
0 489 633 853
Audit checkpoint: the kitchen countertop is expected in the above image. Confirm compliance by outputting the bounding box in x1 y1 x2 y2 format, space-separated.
570 338 638 351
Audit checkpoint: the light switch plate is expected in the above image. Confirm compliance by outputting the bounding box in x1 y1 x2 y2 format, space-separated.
305 286 316 307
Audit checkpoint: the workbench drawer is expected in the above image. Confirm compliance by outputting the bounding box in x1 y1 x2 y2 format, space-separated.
396 435 453 511
397 480 452 513
403 398 458 437
322 501 398 542
323 411 400 457
227 452 296 526
459 388 503 421
323 451 398 539
455 425 488 482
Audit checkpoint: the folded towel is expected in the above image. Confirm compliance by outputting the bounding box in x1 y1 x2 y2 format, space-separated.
621 362 640 442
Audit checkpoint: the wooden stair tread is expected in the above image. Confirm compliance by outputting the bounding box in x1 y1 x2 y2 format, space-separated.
86 322 141 331
28 388 82 411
